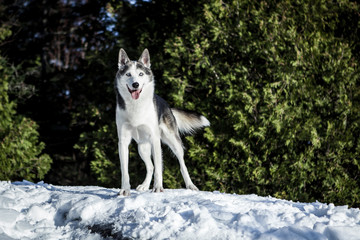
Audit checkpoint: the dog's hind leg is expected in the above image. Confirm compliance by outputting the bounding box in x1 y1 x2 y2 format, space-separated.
161 130 199 191
136 142 154 192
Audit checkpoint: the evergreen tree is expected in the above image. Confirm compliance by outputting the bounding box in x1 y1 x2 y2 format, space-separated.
162 0 360 206
0 24 52 181
1 0 116 185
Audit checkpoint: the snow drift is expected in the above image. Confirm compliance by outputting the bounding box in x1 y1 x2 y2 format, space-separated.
0 181 360 239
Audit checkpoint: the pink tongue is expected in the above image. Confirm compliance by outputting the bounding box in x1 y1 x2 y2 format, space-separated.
131 90 141 100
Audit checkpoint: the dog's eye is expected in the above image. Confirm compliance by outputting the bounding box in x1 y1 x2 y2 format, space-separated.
126 73 131 77
139 72 144 76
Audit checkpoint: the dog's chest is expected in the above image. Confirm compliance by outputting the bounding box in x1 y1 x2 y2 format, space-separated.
116 100 159 140
125 102 156 125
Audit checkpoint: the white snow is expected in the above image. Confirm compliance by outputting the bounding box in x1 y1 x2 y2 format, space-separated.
0 181 360 240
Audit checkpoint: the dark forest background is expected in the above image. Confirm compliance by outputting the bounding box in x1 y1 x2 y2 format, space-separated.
1 0 360 207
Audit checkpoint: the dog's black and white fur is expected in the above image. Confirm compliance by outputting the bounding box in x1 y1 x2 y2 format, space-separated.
115 49 210 196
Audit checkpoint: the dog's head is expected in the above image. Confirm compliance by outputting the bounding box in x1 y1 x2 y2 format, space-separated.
116 48 154 100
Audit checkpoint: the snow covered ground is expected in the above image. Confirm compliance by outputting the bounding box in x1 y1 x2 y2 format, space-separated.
1 181 360 240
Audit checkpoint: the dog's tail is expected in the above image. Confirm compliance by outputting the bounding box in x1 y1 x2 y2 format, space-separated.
171 108 210 134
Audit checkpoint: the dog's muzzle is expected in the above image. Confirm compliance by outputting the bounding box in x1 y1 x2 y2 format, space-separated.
127 84 142 100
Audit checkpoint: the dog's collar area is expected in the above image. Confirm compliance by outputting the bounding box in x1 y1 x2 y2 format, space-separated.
127 85 142 100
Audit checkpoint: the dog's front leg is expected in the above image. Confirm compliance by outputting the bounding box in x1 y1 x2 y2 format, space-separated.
152 138 164 192
118 129 132 196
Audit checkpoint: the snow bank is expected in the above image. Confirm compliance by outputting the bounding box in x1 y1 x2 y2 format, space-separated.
0 181 360 239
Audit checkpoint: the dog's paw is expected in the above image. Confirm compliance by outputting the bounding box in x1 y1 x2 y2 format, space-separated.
136 184 149 192
118 189 131 196
187 184 199 191
152 187 164 193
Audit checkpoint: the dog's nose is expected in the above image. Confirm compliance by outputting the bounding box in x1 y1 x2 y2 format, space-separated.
132 82 139 89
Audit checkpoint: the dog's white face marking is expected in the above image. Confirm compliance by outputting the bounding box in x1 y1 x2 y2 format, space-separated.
117 62 152 101
123 63 147 100
117 48 153 101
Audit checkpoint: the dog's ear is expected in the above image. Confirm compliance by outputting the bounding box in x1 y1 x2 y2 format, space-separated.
118 48 130 69
139 49 151 68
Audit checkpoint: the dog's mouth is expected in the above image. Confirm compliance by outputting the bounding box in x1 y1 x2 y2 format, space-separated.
127 85 142 100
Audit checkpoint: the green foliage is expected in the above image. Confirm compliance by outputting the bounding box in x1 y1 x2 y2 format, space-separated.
0 0 117 185
0 55 52 181
162 0 360 207
0 9 51 182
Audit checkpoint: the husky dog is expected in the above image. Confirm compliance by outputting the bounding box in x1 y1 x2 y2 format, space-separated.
115 48 210 196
